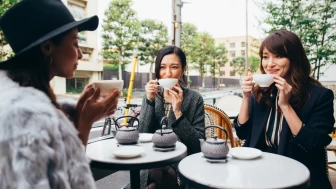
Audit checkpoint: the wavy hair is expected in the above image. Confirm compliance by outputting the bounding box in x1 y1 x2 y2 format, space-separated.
253 30 321 113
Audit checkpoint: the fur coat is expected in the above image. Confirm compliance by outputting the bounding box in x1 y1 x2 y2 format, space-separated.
0 71 95 189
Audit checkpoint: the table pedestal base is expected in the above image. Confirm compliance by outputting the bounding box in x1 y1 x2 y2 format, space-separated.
130 170 140 189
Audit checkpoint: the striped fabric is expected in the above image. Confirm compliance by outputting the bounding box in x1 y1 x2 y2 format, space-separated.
265 92 284 147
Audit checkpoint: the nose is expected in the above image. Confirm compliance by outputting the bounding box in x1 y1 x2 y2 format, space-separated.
78 47 83 60
266 57 276 67
165 67 172 77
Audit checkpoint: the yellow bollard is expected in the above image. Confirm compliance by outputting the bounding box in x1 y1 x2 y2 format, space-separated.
123 55 138 125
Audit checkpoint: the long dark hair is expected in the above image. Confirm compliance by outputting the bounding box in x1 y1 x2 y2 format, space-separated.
253 30 321 113
154 45 187 84
0 30 72 109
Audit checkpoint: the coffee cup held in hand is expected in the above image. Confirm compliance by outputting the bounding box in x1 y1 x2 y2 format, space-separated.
158 78 178 89
253 74 274 87
92 80 124 96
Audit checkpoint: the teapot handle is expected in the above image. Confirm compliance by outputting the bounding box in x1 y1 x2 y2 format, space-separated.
205 125 228 145
115 116 139 130
160 116 168 136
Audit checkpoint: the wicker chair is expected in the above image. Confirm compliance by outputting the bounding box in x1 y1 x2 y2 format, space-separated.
204 111 215 139
204 104 238 148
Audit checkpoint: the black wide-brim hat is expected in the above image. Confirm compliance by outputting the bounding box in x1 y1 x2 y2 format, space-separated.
0 0 99 63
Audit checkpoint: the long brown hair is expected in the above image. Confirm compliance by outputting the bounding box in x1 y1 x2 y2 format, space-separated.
253 30 321 113
0 30 72 109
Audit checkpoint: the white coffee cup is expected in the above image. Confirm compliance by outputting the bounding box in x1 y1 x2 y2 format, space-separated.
158 78 178 89
253 74 274 87
92 80 124 95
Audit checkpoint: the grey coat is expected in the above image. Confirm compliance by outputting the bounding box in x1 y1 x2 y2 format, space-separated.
0 71 95 189
136 86 205 188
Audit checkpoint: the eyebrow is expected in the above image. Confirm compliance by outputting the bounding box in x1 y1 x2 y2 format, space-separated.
161 62 180 65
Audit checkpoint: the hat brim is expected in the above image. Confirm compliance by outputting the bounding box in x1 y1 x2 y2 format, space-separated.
0 15 98 64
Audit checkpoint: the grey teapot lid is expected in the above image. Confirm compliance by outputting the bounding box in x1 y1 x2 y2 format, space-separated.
206 135 225 144
119 127 137 131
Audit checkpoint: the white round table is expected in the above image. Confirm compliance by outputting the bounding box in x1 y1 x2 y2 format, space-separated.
86 138 187 189
178 152 310 189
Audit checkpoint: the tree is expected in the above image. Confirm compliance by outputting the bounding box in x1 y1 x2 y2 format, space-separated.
258 0 336 80
101 0 140 80
137 19 168 80
303 0 336 80
181 22 199 84
212 44 228 87
248 55 260 73
0 0 19 60
232 56 246 76
192 32 215 87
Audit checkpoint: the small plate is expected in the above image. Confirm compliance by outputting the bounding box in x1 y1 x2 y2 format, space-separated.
139 133 153 143
202 156 228 163
112 146 144 158
153 145 176 152
229 147 262 160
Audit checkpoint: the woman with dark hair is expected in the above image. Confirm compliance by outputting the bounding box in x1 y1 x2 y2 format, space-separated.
0 0 119 188
235 30 334 189
138 45 205 189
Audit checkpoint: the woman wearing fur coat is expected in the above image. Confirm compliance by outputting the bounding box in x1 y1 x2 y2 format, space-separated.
0 0 119 188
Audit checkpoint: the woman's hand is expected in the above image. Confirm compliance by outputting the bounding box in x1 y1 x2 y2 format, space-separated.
74 84 95 128
241 74 254 98
274 75 292 109
168 84 183 119
145 80 159 102
79 88 120 126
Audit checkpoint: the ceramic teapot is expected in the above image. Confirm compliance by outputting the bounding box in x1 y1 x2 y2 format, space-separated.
152 116 178 148
114 116 139 144
199 125 229 159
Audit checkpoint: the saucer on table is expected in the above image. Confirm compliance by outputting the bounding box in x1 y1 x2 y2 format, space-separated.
229 147 262 160
139 133 153 143
112 146 144 159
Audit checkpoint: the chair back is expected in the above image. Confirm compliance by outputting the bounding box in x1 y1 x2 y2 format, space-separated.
215 95 242 119
204 111 215 139
204 104 235 148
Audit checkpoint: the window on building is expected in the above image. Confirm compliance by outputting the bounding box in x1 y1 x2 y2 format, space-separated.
229 51 235 58
230 71 235 76
229 61 233 66
68 2 87 44
79 46 94 61
241 50 245 56
230 42 235 48
241 42 246 47
66 77 89 93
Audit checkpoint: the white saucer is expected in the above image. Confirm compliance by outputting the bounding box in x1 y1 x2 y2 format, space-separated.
229 147 262 160
153 145 176 152
202 156 228 163
139 133 153 143
112 146 144 158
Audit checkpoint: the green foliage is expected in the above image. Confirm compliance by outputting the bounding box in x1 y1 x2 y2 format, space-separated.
101 0 140 80
248 56 260 73
232 56 246 76
103 64 125 71
0 0 19 60
137 19 168 79
258 0 336 80
181 23 198 64
212 44 228 76
191 32 215 77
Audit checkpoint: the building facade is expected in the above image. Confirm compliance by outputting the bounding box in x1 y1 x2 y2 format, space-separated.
51 0 103 95
214 35 261 77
